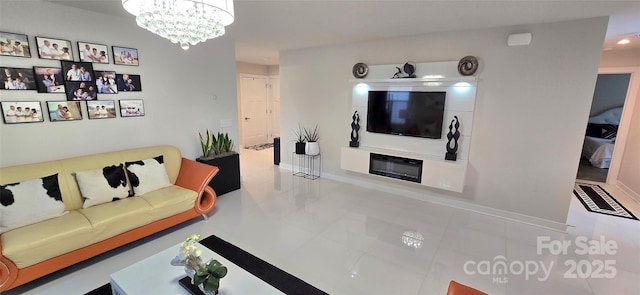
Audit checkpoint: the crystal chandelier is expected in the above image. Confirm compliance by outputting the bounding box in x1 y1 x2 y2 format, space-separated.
122 0 234 50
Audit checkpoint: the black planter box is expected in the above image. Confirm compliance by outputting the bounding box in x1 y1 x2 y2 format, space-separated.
196 153 240 196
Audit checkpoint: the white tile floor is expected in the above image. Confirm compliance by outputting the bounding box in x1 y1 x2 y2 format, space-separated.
6 148 640 295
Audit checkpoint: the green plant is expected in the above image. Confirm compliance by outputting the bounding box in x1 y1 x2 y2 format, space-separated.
304 125 319 142
199 130 214 158
293 124 305 143
210 132 234 156
194 259 228 293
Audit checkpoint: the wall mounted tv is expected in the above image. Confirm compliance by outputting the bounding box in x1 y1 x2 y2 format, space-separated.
367 91 446 139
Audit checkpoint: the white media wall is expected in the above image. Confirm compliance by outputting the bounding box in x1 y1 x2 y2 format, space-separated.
279 17 608 227
0 1 239 166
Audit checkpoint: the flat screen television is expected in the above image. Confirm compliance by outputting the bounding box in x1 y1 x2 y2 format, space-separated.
367 91 446 139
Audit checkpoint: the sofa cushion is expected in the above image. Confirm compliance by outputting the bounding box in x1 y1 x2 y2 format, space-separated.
0 174 68 233
125 155 172 196
78 197 154 243
139 185 198 218
75 164 131 209
2 211 93 268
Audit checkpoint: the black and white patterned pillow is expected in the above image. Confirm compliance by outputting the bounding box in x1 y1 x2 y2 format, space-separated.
75 164 131 209
125 155 172 196
0 174 67 233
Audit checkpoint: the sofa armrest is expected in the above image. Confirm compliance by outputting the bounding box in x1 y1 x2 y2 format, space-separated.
175 158 219 195
1 238 18 291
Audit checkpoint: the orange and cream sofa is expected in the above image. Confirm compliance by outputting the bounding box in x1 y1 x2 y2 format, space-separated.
0 145 219 291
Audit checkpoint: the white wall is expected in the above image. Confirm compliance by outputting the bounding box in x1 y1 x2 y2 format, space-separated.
0 1 239 167
600 49 640 200
280 17 608 226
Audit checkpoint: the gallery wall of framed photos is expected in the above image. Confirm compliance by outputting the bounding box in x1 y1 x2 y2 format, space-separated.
1 31 145 124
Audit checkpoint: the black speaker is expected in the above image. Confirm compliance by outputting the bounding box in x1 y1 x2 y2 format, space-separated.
274 137 280 165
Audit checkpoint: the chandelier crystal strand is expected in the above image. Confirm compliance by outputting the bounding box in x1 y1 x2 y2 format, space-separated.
123 0 233 50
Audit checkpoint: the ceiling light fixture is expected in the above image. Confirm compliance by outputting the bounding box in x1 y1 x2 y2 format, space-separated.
121 0 234 50
617 39 630 45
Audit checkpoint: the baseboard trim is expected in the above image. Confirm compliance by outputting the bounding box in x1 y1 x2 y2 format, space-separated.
617 181 640 204
278 164 568 232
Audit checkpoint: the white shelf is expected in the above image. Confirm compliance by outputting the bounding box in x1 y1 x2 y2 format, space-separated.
340 146 467 193
349 76 477 83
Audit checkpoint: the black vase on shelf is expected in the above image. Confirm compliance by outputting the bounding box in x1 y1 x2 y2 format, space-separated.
295 142 305 154
445 116 460 161
349 111 360 147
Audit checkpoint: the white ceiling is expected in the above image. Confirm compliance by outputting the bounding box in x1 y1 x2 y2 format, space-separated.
44 0 640 65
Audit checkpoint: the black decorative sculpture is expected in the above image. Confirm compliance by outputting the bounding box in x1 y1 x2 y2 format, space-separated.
445 116 460 161
349 111 360 147
392 67 402 79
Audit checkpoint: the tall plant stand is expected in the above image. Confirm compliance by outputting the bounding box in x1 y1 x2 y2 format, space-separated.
292 153 321 180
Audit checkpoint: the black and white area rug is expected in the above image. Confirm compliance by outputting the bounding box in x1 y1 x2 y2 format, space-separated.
244 143 273 151
245 143 274 151
573 182 638 220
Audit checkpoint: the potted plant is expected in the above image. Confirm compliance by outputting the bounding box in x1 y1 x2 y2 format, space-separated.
171 235 227 295
294 125 306 154
304 125 320 155
196 130 240 196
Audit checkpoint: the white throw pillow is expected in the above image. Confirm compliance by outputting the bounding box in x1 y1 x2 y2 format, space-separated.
0 174 68 233
76 164 131 209
125 155 172 196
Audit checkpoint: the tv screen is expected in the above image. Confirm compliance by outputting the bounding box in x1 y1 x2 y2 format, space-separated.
367 91 446 139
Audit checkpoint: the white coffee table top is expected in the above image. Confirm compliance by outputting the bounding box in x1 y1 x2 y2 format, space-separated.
110 243 284 295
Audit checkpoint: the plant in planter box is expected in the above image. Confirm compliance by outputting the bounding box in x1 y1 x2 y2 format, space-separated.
293 125 306 155
196 131 240 196
199 130 214 158
304 125 320 155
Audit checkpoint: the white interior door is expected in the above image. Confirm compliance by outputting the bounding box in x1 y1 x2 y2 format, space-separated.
269 77 281 140
240 76 268 147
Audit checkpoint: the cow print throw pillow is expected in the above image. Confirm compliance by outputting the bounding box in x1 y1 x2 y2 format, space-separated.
125 155 172 196
0 174 67 233
75 164 131 209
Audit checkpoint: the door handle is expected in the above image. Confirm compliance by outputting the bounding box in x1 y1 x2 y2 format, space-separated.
244 117 251 121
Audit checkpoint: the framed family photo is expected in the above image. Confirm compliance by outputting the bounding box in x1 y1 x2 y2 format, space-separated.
35 36 73 60
47 101 82 121
78 42 109 64
116 74 142 92
61 61 94 82
95 71 118 94
87 100 117 119
119 100 145 117
33 66 65 93
1 67 36 90
0 31 31 58
1 101 44 124
112 46 139 66
66 81 98 101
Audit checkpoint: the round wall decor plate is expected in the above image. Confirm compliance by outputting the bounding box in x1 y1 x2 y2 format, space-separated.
352 63 368 78
458 56 478 76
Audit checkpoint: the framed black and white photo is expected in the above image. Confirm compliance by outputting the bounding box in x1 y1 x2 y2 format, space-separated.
1 101 44 124
95 71 118 94
33 66 65 93
47 101 82 121
119 100 145 117
112 46 139 66
87 100 117 119
35 36 73 60
1 67 36 90
78 42 109 64
116 74 142 92
61 61 94 82
0 31 31 58
66 81 98 101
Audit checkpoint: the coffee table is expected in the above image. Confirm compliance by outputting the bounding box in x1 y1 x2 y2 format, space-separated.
110 243 284 295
